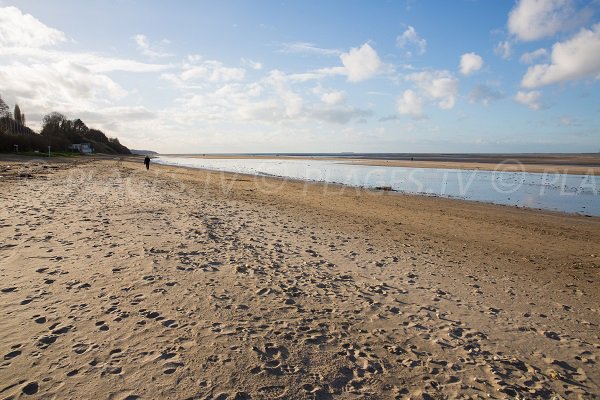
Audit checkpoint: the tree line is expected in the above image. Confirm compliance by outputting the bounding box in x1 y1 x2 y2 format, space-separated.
0 93 130 155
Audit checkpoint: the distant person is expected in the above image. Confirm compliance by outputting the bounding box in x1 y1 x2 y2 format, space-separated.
144 155 150 170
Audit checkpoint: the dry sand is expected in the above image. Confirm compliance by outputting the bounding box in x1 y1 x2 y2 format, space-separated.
0 157 599 399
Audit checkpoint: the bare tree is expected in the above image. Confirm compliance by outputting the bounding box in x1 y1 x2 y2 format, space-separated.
0 94 9 118
0 94 10 133
14 104 22 124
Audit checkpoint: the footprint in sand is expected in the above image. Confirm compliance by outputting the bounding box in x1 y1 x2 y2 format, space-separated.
162 319 178 328
105 366 122 375
21 382 39 395
162 361 183 374
73 343 89 354
36 335 57 348
96 321 109 331
543 331 561 341
4 349 22 360
257 385 286 398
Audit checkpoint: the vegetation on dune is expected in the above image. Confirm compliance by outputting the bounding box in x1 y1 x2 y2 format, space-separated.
0 93 130 155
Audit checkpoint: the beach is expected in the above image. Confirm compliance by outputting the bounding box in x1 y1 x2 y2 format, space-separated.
1 157 599 399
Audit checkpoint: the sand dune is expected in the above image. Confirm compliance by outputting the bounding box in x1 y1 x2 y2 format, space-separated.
0 158 598 399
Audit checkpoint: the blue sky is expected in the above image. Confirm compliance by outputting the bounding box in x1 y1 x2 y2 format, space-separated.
1 0 599 153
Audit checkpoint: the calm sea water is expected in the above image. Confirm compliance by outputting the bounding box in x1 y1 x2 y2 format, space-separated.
155 156 599 216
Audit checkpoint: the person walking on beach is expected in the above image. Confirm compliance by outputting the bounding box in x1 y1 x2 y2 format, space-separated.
144 155 150 170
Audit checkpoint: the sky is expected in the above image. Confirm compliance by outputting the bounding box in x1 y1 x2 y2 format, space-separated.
0 0 599 153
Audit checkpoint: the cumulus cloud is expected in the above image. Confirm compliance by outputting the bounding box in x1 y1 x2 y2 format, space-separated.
132 34 171 58
396 26 427 57
169 75 368 127
0 61 127 112
162 59 246 85
494 41 512 60
459 52 484 75
469 84 504 105
515 90 542 110
508 0 593 41
521 23 600 88
0 6 66 47
320 90 346 105
519 48 548 64
264 70 303 118
340 43 382 82
407 70 459 109
182 61 245 82
397 89 424 119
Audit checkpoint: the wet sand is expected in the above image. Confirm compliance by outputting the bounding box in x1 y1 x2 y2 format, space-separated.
0 157 599 399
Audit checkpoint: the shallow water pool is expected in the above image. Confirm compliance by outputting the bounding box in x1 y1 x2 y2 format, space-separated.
155 157 599 216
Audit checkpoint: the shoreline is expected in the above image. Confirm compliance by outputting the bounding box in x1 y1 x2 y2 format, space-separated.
153 159 599 217
162 154 600 175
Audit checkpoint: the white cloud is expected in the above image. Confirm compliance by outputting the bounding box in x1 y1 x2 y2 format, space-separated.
0 6 66 47
494 40 512 60
519 48 548 64
459 52 483 76
515 90 542 110
508 0 593 41
0 5 174 139
320 90 346 105
182 62 245 82
81 106 156 122
286 67 346 83
397 89 424 118
167 74 369 127
264 70 303 118
241 58 263 70
0 46 170 73
522 23 600 88
132 34 171 58
407 70 459 109
162 59 246 85
340 43 382 82
0 61 127 112
396 26 427 57
278 41 341 56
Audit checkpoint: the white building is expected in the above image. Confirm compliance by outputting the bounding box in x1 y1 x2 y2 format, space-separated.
69 143 93 154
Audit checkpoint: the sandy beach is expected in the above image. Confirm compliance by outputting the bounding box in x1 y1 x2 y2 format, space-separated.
1 157 599 399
